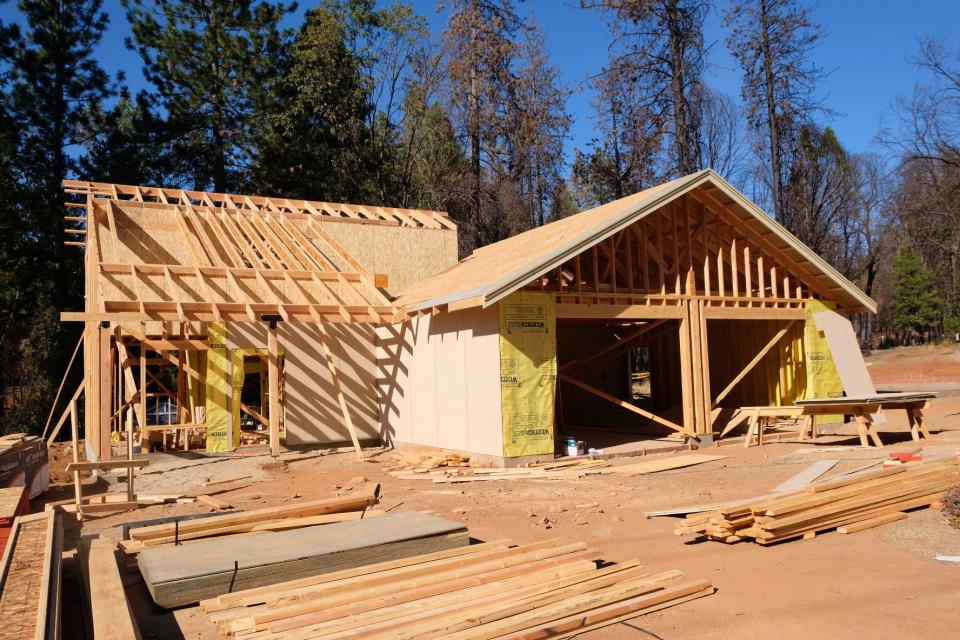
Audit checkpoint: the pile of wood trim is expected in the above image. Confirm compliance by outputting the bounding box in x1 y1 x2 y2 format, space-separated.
198 537 713 639
121 489 380 554
676 458 959 544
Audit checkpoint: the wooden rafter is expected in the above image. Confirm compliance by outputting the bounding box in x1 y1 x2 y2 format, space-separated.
64 179 456 230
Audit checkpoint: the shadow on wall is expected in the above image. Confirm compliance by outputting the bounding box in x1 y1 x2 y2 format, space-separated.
229 322 380 446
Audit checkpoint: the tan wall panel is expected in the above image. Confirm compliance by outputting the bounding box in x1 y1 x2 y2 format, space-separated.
377 307 503 457
228 322 379 446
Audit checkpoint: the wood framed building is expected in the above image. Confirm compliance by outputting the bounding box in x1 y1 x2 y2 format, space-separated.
383 169 876 464
61 180 457 461
61 169 875 466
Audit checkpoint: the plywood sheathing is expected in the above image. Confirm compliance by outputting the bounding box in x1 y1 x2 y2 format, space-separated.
394 169 876 316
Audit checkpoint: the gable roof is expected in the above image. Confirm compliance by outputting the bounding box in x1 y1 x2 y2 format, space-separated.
394 169 877 314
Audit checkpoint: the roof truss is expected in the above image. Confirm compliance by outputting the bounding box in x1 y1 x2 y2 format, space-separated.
65 182 411 324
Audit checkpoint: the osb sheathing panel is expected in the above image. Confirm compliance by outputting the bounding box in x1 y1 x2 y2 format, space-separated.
377 307 503 457
229 323 379 445
315 221 458 296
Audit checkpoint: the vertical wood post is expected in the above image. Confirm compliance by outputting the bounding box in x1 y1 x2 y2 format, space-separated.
138 338 147 449
678 301 695 438
268 322 281 457
84 323 100 461
99 325 113 461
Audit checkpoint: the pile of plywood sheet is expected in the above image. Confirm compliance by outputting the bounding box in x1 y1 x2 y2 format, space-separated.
676 458 959 544
121 490 380 553
138 511 470 608
198 537 713 639
0 511 62 640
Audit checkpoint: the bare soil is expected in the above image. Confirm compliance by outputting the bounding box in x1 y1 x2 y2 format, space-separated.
42 345 960 640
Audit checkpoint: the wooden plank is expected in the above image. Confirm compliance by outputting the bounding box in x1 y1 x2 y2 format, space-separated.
772 460 839 493
556 304 685 320
317 325 364 460
712 321 796 409
837 511 907 534
87 539 141 639
128 491 378 541
558 373 694 437
610 454 728 476
267 323 281 456
65 459 149 473
137 512 469 608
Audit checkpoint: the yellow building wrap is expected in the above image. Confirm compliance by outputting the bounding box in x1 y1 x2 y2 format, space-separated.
498 292 557 458
230 349 281 438
803 300 843 422
205 322 235 452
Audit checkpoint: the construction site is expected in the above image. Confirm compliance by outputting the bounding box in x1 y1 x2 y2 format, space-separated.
0 169 957 639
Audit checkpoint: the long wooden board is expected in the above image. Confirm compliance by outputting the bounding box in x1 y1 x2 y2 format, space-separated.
87 539 141 639
610 454 728 476
137 511 469 607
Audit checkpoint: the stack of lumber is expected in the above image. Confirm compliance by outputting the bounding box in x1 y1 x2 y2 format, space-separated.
0 511 62 640
138 511 470 607
121 490 381 553
676 458 959 544
198 537 713 639
390 458 612 483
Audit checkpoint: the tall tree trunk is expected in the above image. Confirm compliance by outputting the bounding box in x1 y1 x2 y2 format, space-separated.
667 0 691 174
759 0 784 220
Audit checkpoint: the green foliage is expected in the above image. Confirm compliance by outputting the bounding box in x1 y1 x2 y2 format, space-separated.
122 0 294 191
248 2 373 200
891 243 941 338
0 0 111 434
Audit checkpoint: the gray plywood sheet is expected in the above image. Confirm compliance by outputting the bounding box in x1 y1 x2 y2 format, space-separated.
772 460 838 493
138 511 468 608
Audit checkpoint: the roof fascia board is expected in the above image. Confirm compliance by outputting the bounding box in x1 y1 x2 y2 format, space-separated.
481 170 713 307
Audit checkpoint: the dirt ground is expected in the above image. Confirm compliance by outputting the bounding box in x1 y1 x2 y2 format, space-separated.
43 344 960 640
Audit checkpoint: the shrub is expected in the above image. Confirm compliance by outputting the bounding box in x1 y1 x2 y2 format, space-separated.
943 486 960 529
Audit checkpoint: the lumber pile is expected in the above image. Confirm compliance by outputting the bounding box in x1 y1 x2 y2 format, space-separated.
121 489 381 553
676 458 959 544
198 537 713 639
0 511 62 640
138 511 470 608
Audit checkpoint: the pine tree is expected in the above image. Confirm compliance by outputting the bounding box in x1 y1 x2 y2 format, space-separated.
122 0 293 192
248 3 373 200
891 243 941 342
0 0 112 434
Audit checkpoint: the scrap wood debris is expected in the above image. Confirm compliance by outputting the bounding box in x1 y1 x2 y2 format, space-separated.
388 451 729 483
119 488 381 554
676 457 959 544
198 537 713 639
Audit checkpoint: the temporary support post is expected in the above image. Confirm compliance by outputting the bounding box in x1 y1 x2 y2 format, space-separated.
267 319 281 457
318 325 364 460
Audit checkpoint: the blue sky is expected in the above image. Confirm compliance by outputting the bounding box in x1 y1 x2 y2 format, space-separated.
3 0 958 164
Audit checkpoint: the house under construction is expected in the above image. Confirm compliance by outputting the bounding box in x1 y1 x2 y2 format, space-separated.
61 169 876 466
